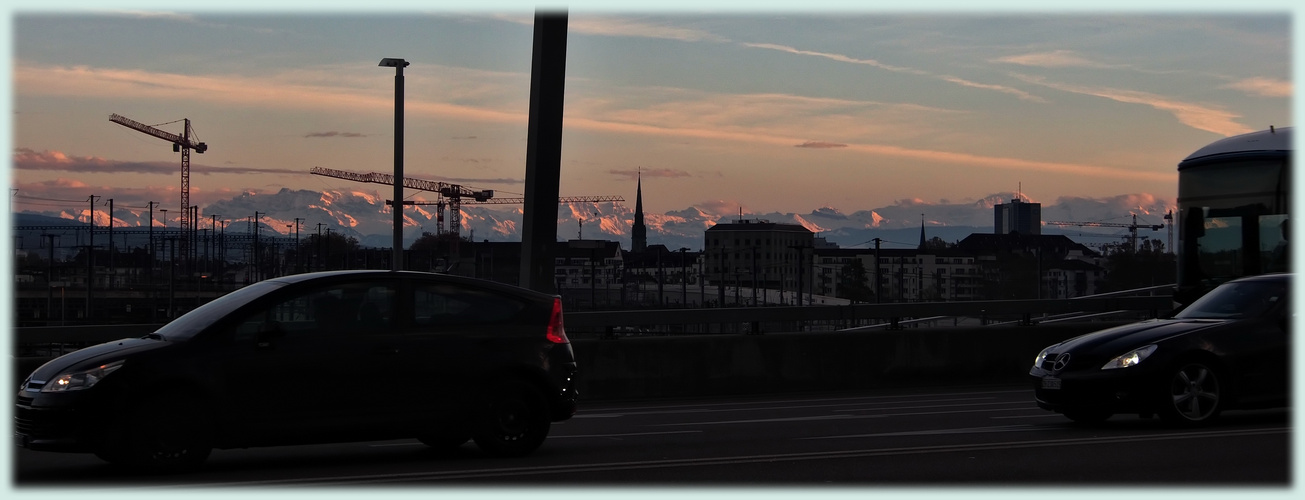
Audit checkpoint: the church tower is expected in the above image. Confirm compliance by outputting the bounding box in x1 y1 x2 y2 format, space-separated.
632 172 647 253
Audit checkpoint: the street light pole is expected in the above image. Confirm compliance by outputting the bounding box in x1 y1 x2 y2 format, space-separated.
380 57 409 272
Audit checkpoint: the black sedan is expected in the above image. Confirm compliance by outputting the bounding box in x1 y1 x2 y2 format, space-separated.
16 270 579 472
1031 273 1289 425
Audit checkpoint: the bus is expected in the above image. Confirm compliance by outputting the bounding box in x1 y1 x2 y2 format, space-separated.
1175 126 1291 304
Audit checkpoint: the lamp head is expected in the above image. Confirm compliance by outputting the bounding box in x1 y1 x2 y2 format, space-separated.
378 58 409 68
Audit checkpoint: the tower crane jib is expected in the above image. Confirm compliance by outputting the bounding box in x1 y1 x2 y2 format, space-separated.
309 166 623 238
110 113 207 261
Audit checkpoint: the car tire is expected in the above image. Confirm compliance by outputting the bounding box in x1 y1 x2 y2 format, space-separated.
1062 409 1112 424
1157 360 1224 425
472 381 550 458
96 395 213 473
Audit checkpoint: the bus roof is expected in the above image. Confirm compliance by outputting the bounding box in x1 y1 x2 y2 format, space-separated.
1180 127 1292 168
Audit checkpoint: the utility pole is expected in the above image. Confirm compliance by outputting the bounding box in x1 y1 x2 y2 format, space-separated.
679 248 689 307
191 205 199 275
294 217 305 273
210 214 218 275
315 222 325 271
147 201 157 286
86 195 99 320
105 198 114 287
45 234 57 323
789 244 812 306
253 212 262 281
698 251 705 308
158 208 168 289
873 238 882 303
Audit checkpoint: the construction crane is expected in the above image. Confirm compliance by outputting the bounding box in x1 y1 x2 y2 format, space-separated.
110 113 208 260
1047 213 1165 251
401 195 625 235
310 166 623 237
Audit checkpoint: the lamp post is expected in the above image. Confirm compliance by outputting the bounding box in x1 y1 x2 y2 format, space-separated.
294 217 304 273
379 57 409 271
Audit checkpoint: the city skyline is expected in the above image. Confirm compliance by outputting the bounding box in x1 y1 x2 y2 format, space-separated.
5 4 1293 229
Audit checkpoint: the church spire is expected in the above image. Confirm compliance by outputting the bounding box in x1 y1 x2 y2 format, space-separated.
918 213 926 250
632 170 647 253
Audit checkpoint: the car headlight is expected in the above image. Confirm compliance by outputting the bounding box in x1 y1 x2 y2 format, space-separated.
1101 345 1157 370
1033 348 1051 368
42 360 125 392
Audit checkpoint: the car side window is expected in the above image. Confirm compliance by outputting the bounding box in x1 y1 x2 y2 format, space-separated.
232 282 396 344
413 283 525 327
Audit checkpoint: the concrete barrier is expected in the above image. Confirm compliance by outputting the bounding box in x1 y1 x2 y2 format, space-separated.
569 322 1125 400
16 322 1125 400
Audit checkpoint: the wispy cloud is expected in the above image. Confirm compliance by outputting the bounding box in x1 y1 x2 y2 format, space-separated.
494 14 731 43
795 141 847 149
11 177 251 214
14 62 529 125
838 142 1173 183
1221 77 1292 98
938 76 1047 103
1012 74 1253 136
744 42 1044 102
13 148 307 176
992 50 1115 69
608 168 693 180
105 10 198 22
569 89 962 146
13 62 1169 186
569 17 731 43
305 131 369 138
740 43 927 74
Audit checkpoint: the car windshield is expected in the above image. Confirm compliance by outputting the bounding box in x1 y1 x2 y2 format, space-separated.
1173 279 1287 320
152 280 290 341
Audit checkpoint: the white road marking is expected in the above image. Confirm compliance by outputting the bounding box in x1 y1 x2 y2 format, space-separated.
803 424 1041 439
551 430 703 439
168 427 1288 487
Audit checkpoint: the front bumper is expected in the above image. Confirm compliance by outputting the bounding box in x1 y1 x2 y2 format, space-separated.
13 389 121 456
14 391 103 453
1030 365 1163 416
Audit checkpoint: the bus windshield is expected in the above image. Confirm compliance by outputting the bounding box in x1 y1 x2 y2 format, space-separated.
1176 128 1290 303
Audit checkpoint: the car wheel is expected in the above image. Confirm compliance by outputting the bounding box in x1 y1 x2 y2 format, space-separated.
1062 409 1112 424
472 381 550 458
96 396 213 473
1157 361 1224 425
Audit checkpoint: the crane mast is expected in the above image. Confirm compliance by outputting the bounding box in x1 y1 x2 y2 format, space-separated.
110 113 208 262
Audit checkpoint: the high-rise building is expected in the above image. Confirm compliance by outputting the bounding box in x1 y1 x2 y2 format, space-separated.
994 198 1041 235
704 219 814 304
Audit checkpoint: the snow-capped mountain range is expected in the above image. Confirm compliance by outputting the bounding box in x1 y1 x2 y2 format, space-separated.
15 188 1176 252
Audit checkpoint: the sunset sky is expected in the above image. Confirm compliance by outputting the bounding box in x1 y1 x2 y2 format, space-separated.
4 2 1294 226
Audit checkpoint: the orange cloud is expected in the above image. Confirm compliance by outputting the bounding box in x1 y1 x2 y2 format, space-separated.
1011 73 1254 137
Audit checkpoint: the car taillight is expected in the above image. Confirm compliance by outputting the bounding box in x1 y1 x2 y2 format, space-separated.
546 297 569 344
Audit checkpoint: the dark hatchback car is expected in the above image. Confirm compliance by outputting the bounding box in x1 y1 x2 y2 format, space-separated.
16 270 578 472
1031 273 1289 425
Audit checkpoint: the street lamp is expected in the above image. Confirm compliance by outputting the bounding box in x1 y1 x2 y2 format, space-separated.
379 57 409 271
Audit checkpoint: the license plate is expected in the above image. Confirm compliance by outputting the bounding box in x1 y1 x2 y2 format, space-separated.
1041 376 1062 390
